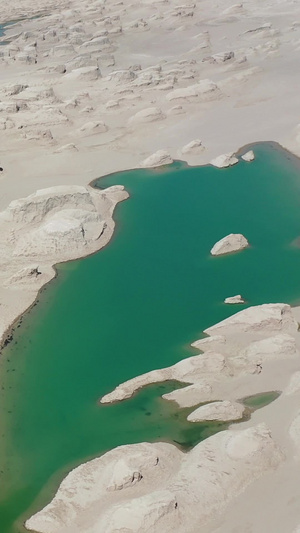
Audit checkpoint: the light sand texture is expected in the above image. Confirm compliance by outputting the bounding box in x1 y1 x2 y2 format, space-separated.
0 184 128 346
210 233 249 256
1 0 300 212
25 424 283 533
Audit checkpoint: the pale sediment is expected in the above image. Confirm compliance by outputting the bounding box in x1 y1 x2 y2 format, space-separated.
0 0 300 213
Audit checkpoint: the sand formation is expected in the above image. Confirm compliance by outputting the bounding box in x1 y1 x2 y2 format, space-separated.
25 425 282 533
0 0 300 197
0 184 127 345
27 302 300 532
210 233 249 256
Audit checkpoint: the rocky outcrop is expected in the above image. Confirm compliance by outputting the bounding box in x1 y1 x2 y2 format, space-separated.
204 304 298 337
129 107 165 125
210 233 249 255
210 152 239 168
79 121 108 133
140 150 173 168
65 66 101 80
238 334 297 364
181 139 204 154
204 51 235 64
241 150 255 162
166 80 220 102
187 400 245 422
25 424 283 533
100 350 227 404
0 185 128 284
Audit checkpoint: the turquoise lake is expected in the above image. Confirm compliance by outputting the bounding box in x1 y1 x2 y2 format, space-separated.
1 143 300 532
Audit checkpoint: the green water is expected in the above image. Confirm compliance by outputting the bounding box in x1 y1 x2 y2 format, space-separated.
1 143 300 532
0 22 6 39
242 391 281 409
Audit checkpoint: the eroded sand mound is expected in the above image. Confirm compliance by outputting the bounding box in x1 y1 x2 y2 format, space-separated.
0 184 128 344
25 424 282 533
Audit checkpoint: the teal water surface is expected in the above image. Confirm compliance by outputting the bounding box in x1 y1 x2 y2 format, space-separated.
1 143 300 532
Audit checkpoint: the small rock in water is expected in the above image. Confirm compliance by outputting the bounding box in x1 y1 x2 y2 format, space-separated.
210 233 249 256
224 295 245 304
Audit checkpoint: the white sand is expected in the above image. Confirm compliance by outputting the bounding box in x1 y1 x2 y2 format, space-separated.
0 0 300 213
1 0 300 531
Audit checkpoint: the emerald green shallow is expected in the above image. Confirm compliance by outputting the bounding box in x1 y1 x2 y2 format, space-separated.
242 391 281 409
1 143 300 532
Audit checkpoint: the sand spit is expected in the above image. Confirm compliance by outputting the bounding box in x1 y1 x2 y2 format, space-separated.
100 303 298 405
0 184 128 347
28 302 300 532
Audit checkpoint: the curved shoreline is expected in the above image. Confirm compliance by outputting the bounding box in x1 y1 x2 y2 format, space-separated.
0 139 288 359
0 184 128 352
0 145 300 532
0 139 296 364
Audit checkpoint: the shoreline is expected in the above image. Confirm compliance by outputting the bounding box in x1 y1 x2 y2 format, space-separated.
0 139 296 364
12 147 300 533
0 138 293 360
0 189 128 353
